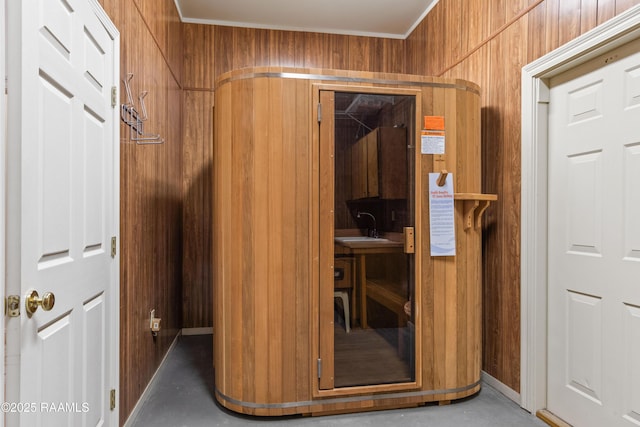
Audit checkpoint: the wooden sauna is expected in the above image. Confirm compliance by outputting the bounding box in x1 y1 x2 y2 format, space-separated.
213 67 495 416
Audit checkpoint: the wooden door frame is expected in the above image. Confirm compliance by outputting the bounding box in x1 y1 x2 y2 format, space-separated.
520 4 640 414
312 83 423 397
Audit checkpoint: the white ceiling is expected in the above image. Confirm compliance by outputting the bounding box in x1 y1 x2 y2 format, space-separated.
174 0 439 39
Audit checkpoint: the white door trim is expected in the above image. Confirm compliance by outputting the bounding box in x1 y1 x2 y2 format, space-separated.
520 4 640 413
0 0 6 416
87 1 121 423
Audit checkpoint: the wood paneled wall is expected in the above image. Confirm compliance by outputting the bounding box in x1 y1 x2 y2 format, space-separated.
406 0 640 392
212 27 405 77
99 1 183 424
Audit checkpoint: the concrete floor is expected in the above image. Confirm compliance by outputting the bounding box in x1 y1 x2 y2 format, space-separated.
127 334 548 427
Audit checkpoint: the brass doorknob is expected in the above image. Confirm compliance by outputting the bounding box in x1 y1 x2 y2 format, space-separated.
25 290 55 317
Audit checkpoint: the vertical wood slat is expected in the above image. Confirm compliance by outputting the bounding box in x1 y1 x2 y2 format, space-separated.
348 36 371 71
132 0 183 83
597 0 617 23
182 24 215 90
443 86 459 393
294 78 312 404
318 90 336 390
281 78 298 404
444 0 463 67
213 26 234 80
232 77 250 406
252 76 269 408
213 80 232 403
545 0 561 53
254 29 270 67
558 0 583 45
267 76 284 414
425 4 446 75
234 27 257 70
527 1 547 63
580 0 599 32
325 34 350 70
420 87 436 392
303 32 324 69
616 0 640 14
269 30 297 67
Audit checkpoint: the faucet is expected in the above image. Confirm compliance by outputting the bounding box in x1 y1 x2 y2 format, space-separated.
356 211 378 238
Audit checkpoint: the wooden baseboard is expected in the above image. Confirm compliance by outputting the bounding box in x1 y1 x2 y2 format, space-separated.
537 409 572 427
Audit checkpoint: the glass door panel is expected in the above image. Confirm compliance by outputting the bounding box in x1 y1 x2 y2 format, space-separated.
324 90 417 388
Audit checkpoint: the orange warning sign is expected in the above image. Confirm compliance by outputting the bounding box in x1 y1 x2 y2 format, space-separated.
423 115 445 131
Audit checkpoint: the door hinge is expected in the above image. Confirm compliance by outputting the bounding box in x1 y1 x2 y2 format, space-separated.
317 103 322 123
5 295 20 317
317 358 322 379
111 236 117 258
111 86 117 108
110 389 116 410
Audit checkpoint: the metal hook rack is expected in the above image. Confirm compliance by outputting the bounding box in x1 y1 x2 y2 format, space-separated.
120 73 164 145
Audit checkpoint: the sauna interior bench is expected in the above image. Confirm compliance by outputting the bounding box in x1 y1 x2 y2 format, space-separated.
365 279 407 322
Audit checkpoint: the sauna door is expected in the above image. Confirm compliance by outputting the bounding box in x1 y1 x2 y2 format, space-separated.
317 88 420 391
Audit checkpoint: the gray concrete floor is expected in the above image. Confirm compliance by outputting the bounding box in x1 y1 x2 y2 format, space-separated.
128 334 547 427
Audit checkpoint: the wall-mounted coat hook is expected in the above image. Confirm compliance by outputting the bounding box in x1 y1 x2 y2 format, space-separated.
123 73 134 106
120 73 164 145
437 170 448 186
138 91 149 121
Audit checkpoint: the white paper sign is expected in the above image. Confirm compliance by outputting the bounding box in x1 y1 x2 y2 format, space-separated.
421 134 445 154
428 173 455 256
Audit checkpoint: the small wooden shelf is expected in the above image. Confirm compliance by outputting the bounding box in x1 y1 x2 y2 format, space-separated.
454 193 498 230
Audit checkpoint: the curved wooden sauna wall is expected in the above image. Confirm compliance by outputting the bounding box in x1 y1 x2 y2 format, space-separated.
213 67 493 416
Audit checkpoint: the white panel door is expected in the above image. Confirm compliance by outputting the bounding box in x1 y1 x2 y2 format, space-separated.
548 37 640 427
5 0 119 426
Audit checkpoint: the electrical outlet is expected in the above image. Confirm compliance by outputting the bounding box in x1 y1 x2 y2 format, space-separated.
151 317 161 332
149 309 161 335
